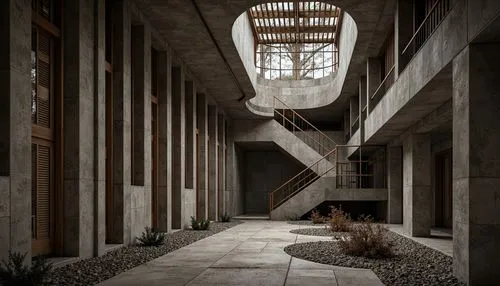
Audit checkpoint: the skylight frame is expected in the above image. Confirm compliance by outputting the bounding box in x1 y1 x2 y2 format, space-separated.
247 1 342 45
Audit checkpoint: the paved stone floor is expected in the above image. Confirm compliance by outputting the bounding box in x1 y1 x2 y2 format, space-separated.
99 221 383 286
386 224 453 257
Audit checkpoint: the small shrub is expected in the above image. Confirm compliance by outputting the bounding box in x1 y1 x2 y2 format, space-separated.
286 214 301 221
328 205 352 232
191 216 210 230
219 212 231 222
0 251 53 286
309 209 325 224
136 227 166 246
338 215 394 259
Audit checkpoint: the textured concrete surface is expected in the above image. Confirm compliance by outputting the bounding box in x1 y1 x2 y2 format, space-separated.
233 120 335 173
0 0 32 263
364 0 473 145
196 94 209 219
63 0 96 257
157 49 173 232
99 221 384 286
387 147 403 224
452 44 500 285
271 175 388 220
403 133 432 237
208 105 218 220
387 224 452 257
172 66 186 229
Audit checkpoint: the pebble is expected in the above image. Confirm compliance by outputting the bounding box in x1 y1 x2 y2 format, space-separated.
284 231 465 286
47 221 240 286
290 227 349 238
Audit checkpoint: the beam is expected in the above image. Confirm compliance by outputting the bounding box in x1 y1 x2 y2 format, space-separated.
250 10 340 19
255 25 336 34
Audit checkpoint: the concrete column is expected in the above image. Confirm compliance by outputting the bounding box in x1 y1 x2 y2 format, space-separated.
452 44 500 285
403 133 432 237
387 146 403 224
111 0 132 244
208 105 218 220
93 0 106 256
183 80 196 225
225 119 236 216
157 50 172 232
217 114 225 216
367 58 381 114
395 0 413 75
185 81 196 190
129 22 152 239
0 0 32 262
63 0 96 258
171 66 185 229
196 94 209 219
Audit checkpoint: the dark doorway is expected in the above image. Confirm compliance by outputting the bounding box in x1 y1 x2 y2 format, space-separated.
435 148 452 228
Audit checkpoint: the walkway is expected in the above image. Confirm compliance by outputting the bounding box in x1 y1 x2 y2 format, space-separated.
99 221 384 286
386 224 453 257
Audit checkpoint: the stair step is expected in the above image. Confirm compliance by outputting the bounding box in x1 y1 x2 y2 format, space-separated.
233 214 269 220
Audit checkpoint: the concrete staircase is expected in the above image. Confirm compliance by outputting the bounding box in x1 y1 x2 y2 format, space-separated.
233 119 335 175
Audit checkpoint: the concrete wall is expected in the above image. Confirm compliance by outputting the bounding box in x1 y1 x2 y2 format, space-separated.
0 0 228 263
0 0 32 262
243 150 303 214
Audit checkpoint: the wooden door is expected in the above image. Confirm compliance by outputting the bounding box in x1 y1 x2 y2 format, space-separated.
151 101 158 228
31 0 60 255
435 149 452 228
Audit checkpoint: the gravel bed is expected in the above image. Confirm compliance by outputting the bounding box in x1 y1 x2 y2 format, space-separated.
284 231 463 286
287 220 326 226
47 221 240 286
290 227 349 238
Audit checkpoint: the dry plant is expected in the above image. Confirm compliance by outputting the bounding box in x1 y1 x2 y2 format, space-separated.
338 215 394 259
310 209 325 224
327 205 352 232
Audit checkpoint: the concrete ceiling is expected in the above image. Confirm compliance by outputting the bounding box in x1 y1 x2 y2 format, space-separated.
134 0 395 122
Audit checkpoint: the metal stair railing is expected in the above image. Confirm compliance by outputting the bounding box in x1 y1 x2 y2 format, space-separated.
273 96 337 159
269 148 337 211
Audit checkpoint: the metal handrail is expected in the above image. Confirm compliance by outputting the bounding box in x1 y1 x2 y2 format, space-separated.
269 147 337 210
273 96 337 149
401 0 452 59
401 0 442 55
371 65 395 100
274 109 329 155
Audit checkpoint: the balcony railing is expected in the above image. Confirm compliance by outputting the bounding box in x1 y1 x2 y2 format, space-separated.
401 0 452 69
369 65 395 112
335 145 387 189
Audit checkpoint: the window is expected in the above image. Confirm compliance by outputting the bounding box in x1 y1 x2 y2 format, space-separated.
248 1 342 80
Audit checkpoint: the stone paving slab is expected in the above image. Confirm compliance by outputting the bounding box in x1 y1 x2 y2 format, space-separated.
99 221 384 286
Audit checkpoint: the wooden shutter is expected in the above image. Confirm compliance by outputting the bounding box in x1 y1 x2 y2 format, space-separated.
31 23 55 256
32 142 52 241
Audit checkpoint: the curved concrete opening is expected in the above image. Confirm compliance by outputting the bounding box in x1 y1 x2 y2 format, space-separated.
231 2 358 117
